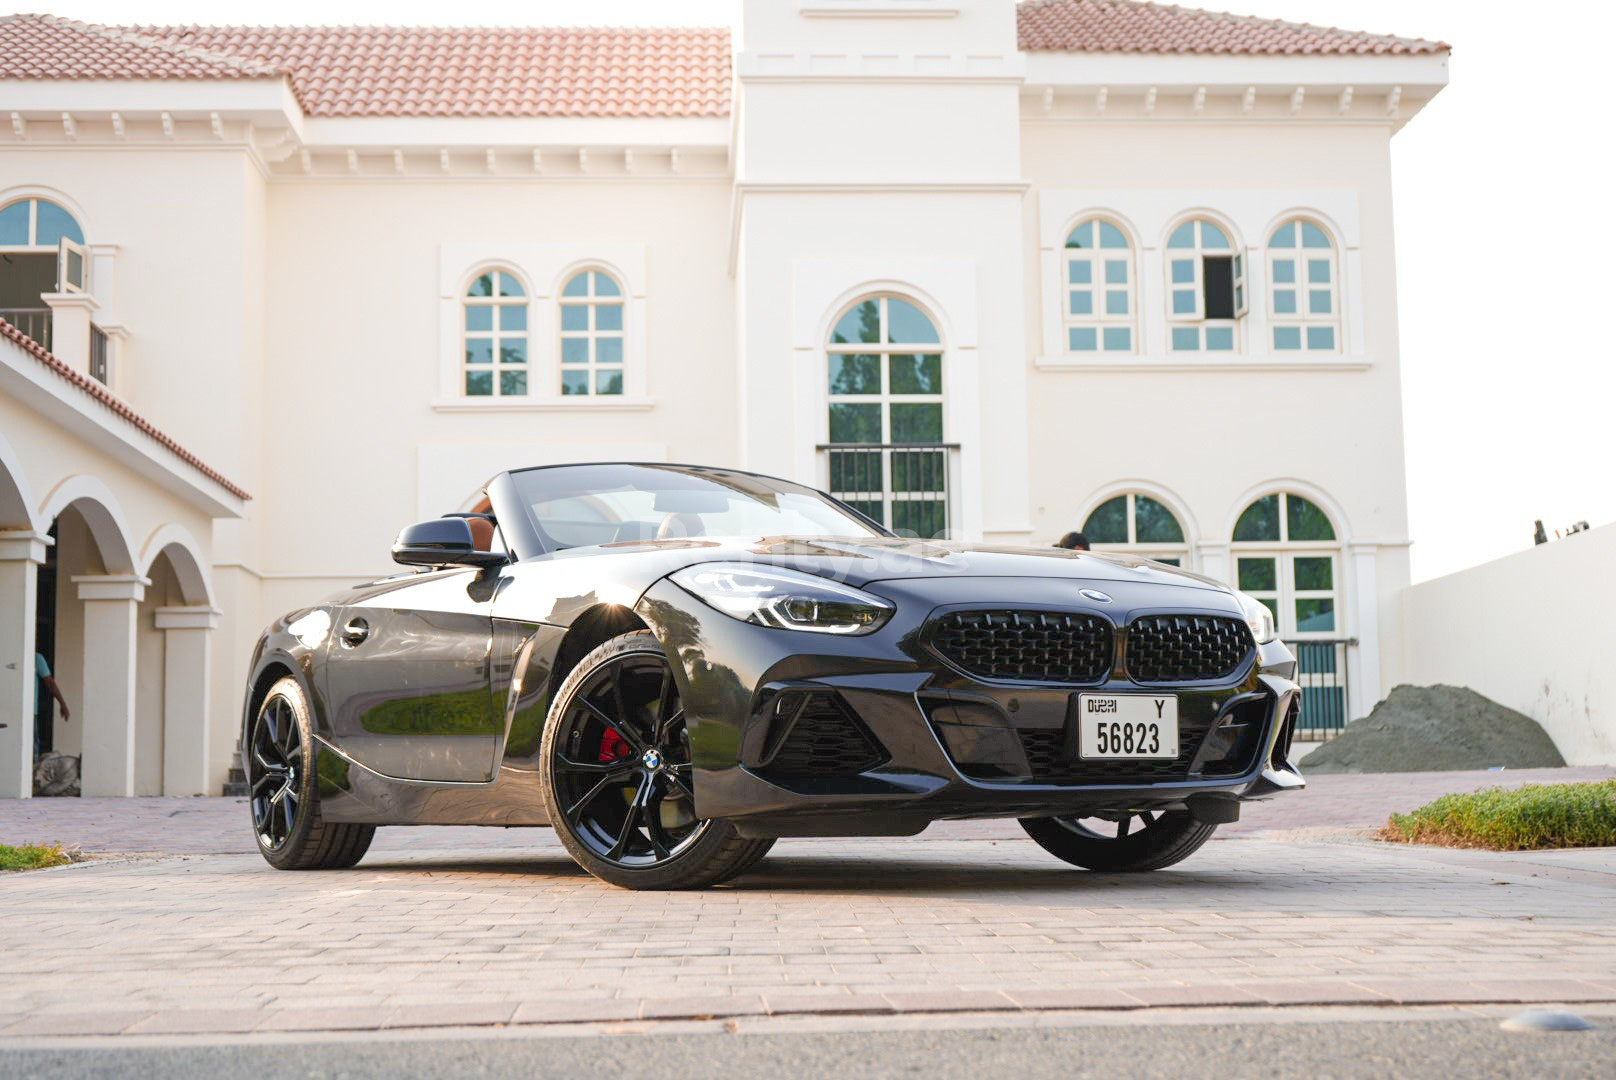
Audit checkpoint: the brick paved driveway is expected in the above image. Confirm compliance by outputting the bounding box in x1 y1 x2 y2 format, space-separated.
2 767 1613 1038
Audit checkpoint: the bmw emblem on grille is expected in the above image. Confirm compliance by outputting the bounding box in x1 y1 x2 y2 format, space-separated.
1080 589 1113 604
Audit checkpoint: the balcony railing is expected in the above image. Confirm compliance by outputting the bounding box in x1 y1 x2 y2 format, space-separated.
89 324 108 384
0 307 52 352
1292 637 1355 740
818 442 958 539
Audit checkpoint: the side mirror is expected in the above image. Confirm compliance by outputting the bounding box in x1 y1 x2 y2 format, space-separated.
391 518 506 569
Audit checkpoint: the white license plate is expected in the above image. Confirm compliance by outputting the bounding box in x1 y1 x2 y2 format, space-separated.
1078 694 1178 759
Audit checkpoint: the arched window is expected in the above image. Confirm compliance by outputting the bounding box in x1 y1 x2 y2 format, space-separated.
462 270 527 397
825 295 947 537
1267 218 1338 352
1063 218 1134 353
0 197 84 248
1082 492 1187 566
1231 492 1339 637
0 197 89 336
559 270 625 396
1166 218 1245 352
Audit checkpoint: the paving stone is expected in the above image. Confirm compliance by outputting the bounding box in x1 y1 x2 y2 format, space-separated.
764 992 898 1015
385 1002 517 1029
1004 987 1141 1011
255 1006 397 1032
510 999 641 1025
1 1011 152 1036
639 995 768 1020
126 1009 271 1035
3 768 1615 1040
1120 984 1268 1007
883 991 1017 1013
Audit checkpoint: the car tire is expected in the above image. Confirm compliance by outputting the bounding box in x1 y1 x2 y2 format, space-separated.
1020 810 1216 872
540 630 773 890
248 676 375 871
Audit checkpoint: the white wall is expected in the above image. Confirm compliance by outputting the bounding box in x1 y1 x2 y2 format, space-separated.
1020 120 1414 706
1402 524 1616 765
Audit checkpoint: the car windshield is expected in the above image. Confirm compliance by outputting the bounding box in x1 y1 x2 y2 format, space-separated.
508 464 884 551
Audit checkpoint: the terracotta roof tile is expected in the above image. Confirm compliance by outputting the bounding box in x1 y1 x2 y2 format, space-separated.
127 22 733 117
3 8 1442 116
0 14 283 79
1017 0 1448 56
1 14 730 117
0 317 251 503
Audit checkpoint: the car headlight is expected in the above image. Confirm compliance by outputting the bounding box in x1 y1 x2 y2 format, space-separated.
1237 592 1278 645
670 563 894 635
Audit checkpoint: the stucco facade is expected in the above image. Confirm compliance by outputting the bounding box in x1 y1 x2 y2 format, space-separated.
0 0 1450 794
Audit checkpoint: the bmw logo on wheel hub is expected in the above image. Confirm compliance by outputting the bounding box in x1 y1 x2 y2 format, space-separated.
642 748 663 770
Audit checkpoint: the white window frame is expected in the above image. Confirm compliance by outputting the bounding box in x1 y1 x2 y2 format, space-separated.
1062 217 1137 355
558 269 627 398
824 293 949 536
1267 218 1341 354
1165 217 1246 353
1036 192 1365 371
1081 491 1189 566
825 294 946 446
1230 493 1342 640
460 267 530 399
434 243 650 412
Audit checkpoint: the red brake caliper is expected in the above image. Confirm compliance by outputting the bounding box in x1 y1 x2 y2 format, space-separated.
598 727 632 763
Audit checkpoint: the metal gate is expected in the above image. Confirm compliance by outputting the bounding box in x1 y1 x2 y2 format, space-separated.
1292 637 1354 740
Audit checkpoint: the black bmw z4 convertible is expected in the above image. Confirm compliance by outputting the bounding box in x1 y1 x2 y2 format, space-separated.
243 462 1304 889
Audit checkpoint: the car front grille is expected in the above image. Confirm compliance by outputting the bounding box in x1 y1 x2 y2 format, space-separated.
926 609 1255 685
929 610 1112 683
763 691 887 776
1124 615 1254 683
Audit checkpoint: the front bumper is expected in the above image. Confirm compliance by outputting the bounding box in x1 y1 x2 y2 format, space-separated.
636 576 1304 837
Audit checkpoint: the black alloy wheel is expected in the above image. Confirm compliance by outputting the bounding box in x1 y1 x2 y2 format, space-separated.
247 676 375 871
249 692 304 851
1020 808 1217 872
541 632 773 889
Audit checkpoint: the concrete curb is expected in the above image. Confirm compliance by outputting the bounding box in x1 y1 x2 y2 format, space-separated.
7 979 1616 1039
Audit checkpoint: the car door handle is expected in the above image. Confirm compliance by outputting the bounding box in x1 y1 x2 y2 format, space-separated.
340 616 370 647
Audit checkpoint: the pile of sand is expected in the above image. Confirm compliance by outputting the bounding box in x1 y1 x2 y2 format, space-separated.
1303 684 1565 774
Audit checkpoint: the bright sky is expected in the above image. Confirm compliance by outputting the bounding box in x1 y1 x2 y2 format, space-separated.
47 1 1613 581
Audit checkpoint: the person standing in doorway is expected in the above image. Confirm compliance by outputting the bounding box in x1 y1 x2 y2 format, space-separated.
1055 531 1090 551
34 651 70 757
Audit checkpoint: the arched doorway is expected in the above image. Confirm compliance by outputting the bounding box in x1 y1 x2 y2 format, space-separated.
135 537 216 796
37 485 139 796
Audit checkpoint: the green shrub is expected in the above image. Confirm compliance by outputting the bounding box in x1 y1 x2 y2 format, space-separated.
0 843 73 871
1382 780 1616 851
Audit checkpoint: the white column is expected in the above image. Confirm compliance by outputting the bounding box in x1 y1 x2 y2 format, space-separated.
1349 542 1381 719
1197 540 1231 585
154 605 220 796
0 531 49 798
73 573 147 797
41 292 99 372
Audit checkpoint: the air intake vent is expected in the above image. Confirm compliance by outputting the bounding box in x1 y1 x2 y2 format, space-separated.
929 610 1112 684
1125 615 1253 683
762 691 886 776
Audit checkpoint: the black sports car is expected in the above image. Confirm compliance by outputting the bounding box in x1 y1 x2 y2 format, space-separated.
243 463 1304 889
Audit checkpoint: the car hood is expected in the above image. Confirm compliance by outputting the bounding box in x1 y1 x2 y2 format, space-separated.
530 535 1233 596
